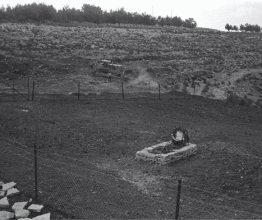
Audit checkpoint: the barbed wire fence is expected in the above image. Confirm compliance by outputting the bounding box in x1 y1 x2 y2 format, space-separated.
1 137 262 219
0 76 163 102
1 74 243 107
0 75 30 102
0 70 217 104
0 138 178 219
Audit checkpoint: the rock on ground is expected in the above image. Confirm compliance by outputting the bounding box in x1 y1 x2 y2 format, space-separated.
0 190 5 197
15 209 30 219
28 204 44 212
2 182 16 191
12 201 28 211
32 213 50 220
6 188 20 197
0 197 9 208
0 211 15 220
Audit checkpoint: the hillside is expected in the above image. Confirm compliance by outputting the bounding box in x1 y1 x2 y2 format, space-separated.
1 23 262 219
0 23 262 106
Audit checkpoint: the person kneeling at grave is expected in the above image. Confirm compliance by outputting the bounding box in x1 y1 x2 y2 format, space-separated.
171 127 190 149
152 127 190 154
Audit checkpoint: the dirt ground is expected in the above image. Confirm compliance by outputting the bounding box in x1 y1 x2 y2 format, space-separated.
0 87 262 219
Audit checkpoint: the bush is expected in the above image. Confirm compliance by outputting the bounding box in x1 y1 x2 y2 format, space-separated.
238 98 246 106
228 92 240 105
182 84 188 93
201 84 209 94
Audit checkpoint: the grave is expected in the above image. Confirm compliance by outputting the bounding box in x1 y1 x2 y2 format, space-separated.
136 127 197 165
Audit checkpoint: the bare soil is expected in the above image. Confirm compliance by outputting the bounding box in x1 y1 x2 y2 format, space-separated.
1 23 262 219
0 90 262 219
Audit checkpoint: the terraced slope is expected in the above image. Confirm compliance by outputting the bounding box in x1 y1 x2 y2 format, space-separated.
0 23 262 106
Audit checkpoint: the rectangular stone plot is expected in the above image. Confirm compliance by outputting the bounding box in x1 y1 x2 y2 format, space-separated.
136 143 197 165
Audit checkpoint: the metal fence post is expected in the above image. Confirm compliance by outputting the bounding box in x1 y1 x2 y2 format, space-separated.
34 144 38 202
158 83 161 100
28 76 30 101
122 81 125 99
175 179 182 219
32 82 35 101
13 75 15 102
78 82 80 101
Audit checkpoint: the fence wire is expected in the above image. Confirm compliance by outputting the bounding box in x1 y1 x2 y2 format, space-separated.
0 139 176 219
0 76 30 102
1 138 262 219
0 74 192 103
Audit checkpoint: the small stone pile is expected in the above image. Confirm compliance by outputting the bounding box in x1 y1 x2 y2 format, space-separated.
0 181 50 220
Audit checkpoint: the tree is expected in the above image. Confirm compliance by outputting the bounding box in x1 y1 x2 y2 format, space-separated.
0 5 6 21
183 18 197 28
1 2 198 28
56 6 82 23
225 23 232 31
240 24 245 32
253 24 261 33
245 23 252 32
157 16 165 26
233 25 238 31
165 16 172 26
81 4 103 23
171 16 182 27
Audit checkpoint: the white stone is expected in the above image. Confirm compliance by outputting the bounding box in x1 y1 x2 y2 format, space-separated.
12 201 28 211
0 190 5 197
19 218 31 220
6 188 20 197
0 197 9 208
32 213 50 220
15 209 30 219
136 142 197 165
2 182 17 191
28 204 44 212
175 131 183 141
0 211 15 220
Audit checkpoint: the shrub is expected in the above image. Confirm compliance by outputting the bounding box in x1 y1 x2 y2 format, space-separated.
182 84 188 93
238 98 246 106
206 93 215 98
174 83 180 90
228 92 239 105
201 84 209 94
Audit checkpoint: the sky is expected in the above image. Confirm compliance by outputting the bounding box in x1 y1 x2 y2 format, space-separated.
1 0 262 31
